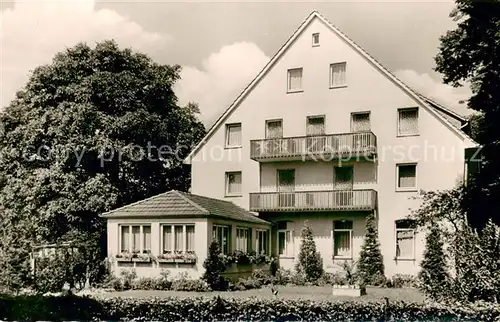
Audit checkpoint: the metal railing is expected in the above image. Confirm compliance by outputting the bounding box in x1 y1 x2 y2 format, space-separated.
250 132 376 161
249 189 377 212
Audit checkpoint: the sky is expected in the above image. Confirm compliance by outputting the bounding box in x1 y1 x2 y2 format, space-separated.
0 0 472 127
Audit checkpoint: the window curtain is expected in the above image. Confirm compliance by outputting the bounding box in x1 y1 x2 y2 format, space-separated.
227 125 242 146
399 165 416 188
132 226 140 252
399 109 418 135
163 226 172 253
288 69 302 90
331 63 346 86
227 173 242 194
396 230 414 258
174 226 183 252
334 231 351 257
266 121 283 139
143 226 151 253
236 229 249 252
186 226 195 252
121 226 129 252
307 118 325 136
352 114 370 132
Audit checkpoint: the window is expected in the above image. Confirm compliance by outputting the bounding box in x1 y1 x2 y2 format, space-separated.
351 112 371 132
330 62 347 88
395 220 416 259
225 123 242 147
266 119 283 139
236 227 250 252
333 220 353 258
287 68 303 92
306 116 325 136
120 224 151 254
256 229 270 255
312 33 320 46
225 171 242 196
398 108 419 136
213 225 230 254
277 221 294 257
161 224 195 253
397 164 417 190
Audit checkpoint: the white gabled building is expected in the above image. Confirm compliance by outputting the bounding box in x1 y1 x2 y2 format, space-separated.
184 10 476 276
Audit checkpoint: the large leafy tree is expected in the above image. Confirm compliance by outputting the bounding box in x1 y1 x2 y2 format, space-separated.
435 0 500 229
0 41 205 288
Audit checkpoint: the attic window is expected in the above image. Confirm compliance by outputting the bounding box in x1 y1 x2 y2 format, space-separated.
312 33 320 46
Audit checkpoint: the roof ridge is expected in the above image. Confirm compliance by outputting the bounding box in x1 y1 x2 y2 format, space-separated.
101 190 174 216
173 190 210 215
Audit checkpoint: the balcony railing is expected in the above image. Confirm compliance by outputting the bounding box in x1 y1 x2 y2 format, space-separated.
250 132 376 162
249 189 377 212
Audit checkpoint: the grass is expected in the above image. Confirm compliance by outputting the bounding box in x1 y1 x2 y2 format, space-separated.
98 286 426 303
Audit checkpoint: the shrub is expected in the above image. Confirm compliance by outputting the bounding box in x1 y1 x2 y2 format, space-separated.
321 272 348 286
131 277 156 290
202 240 229 291
389 274 417 288
295 221 324 282
358 213 386 286
2 294 500 321
418 225 450 300
171 272 210 292
119 269 137 291
272 268 292 285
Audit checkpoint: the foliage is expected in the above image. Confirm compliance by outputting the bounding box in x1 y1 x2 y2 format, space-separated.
388 274 417 288
418 226 450 300
202 240 229 291
0 40 206 291
357 213 386 286
295 221 324 282
2 294 500 321
435 0 500 230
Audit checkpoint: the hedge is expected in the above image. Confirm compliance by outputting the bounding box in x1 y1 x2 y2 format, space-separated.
1 294 500 321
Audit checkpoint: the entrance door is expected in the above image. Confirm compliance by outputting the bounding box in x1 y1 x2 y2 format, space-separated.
278 169 295 208
333 166 354 207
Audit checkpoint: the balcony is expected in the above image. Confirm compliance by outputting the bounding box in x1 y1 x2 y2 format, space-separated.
250 132 376 162
249 189 377 212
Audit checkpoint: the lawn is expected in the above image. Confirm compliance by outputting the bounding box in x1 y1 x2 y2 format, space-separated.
98 286 425 303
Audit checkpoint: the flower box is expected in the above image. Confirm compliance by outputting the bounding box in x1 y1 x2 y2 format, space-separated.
116 257 132 263
132 257 151 263
157 258 175 263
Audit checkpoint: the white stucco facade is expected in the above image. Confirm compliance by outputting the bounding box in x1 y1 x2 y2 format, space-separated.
187 12 475 277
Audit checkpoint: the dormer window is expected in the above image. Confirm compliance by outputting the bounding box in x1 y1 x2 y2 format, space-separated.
312 33 320 46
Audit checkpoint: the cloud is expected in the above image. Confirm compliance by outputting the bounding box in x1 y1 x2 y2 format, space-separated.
175 42 269 126
395 69 473 116
0 0 173 108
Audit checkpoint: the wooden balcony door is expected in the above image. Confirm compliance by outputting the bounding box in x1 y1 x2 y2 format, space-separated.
333 166 354 207
266 120 283 155
306 116 326 153
278 169 295 208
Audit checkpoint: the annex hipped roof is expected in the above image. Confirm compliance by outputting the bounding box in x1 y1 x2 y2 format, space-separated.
184 10 474 164
100 190 270 225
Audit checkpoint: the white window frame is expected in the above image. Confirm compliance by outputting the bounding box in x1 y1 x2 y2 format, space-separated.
278 229 294 258
312 33 320 47
287 68 303 93
213 225 231 254
255 229 270 255
236 227 250 252
160 224 195 254
330 62 347 88
119 224 151 254
397 107 419 136
351 111 371 132
395 221 416 260
225 123 242 148
225 171 242 197
332 220 353 259
396 163 418 191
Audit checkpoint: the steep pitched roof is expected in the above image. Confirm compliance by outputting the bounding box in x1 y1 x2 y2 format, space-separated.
100 190 270 225
185 11 473 163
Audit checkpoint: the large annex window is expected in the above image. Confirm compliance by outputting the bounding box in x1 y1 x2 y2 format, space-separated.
213 225 230 254
120 224 151 254
161 224 195 254
236 227 250 252
256 229 270 255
